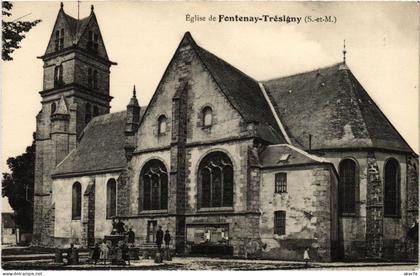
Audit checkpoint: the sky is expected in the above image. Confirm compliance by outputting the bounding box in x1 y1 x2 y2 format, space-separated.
1 1 419 211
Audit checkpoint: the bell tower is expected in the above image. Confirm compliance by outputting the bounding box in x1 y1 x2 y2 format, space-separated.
32 3 116 245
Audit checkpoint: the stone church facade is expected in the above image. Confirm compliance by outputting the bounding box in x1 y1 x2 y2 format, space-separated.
32 5 418 262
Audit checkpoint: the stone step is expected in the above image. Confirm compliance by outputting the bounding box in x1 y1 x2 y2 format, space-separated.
2 252 89 262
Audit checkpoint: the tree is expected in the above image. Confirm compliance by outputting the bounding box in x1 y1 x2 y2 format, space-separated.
2 1 41 61
2 134 35 233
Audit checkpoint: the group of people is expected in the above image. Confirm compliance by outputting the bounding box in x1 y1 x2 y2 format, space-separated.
111 219 136 245
155 225 171 251
91 239 131 265
89 221 172 265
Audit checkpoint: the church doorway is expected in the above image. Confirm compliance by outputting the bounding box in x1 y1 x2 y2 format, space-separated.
147 220 157 243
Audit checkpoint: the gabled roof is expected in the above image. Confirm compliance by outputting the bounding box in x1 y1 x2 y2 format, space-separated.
53 110 144 177
260 144 329 168
187 33 286 144
62 12 91 44
262 63 413 153
140 32 286 144
43 6 110 61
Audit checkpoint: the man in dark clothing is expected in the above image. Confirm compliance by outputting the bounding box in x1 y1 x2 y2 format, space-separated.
127 228 135 246
116 219 126 234
66 243 78 265
92 243 100 264
121 242 130 265
156 226 164 251
164 230 171 249
66 243 74 265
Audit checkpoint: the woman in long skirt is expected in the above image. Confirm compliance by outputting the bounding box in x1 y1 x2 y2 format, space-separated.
100 240 109 264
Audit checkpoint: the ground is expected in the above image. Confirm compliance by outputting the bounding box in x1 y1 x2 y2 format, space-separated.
1 247 418 271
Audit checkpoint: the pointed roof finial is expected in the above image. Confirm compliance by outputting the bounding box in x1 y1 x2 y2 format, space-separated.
60 2 64 9
343 39 347 64
91 4 94 12
133 85 136 98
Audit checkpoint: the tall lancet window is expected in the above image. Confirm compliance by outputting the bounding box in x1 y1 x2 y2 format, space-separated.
338 159 357 215
54 64 63 87
384 158 400 217
88 31 99 51
106 178 117 218
140 160 168 211
198 152 234 208
54 28 64 51
72 182 82 220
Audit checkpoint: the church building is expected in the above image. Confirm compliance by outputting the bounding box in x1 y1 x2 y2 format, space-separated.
32 4 418 262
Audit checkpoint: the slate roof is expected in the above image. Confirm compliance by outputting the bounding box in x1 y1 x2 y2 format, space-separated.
186 33 286 144
262 63 413 153
2 213 15 229
43 7 111 61
260 144 329 168
53 110 143 176
62 12 91 44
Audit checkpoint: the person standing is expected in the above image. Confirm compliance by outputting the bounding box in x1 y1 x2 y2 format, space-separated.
303 248 310 267
116 219 126 235
111 219 117 235
164 230 171 249
121 242 130 265
66 243 75 265
92 242 100 264
100 240 110 265
127 228 135 246
156 226 164 251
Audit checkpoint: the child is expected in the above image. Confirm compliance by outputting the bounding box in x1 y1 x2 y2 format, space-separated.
303 248 310 267
100 240 110 264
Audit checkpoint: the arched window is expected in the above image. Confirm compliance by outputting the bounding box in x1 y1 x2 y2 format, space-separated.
54 28 64 51
198 152 233 208
384 158 400 216
72 182 82 220
106 178 117 218
338 159 357 215
93 106 99 117
140 160 168 211
51 102 56 115
158 115 167 135
85 103 92 124
54 64 63 87
202 106 213 127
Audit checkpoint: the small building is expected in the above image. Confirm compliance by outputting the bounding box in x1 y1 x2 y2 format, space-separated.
1 213 18 245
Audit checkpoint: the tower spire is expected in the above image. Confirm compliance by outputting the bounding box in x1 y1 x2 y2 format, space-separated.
343 39 347 64
133 85 136 98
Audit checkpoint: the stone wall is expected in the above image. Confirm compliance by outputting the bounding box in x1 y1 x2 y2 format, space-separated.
406 155 419 260
365 152 384 258
117 170 130 216
320 151 412 260
81 181 95 247
52 172 121 247
259 165 337 261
